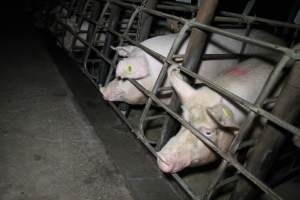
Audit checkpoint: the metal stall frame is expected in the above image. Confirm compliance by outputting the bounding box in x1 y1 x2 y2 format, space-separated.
48 1 300 199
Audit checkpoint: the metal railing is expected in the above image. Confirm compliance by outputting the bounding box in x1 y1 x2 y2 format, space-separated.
46 0 300 199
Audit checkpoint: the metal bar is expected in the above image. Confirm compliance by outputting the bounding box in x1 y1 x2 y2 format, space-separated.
242 0 256 16
189 21 294 57
104 5 141 86
101 2 122 85
221 11 300 29
231 59 300 200
144 115 166 122
136 0 158 41
83 2 109 71
158 0 219 150
138 23 190 139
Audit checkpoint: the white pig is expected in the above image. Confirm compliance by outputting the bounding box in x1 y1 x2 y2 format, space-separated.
157 58 274 173
100 29 284 105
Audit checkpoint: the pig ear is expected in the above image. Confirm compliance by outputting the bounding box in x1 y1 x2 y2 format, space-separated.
206 104 239 131
169 68 196 104
111 46 136 57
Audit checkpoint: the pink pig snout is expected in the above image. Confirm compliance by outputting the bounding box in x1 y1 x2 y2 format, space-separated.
157 152 190 173
100 86 122 102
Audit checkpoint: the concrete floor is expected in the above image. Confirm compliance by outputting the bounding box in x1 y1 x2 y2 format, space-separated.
0 19 135 200
0 14 183 200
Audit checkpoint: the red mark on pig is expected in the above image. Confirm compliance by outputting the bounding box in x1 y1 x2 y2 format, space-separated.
229 66 249 76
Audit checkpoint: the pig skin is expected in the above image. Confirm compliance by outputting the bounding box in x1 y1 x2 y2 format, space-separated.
157 58 274 173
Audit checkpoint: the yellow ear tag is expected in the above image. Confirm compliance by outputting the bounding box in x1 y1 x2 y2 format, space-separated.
125 64 133 74
222 107 230 117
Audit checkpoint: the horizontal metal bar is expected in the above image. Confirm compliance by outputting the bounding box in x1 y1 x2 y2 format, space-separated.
144 114 166 122
216 175 238 189
221 11 300 29
157 86 172 92
188 21 294 57
237 139 256 150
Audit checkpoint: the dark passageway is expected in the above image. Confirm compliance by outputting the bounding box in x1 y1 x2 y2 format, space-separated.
0 8 182 200
0 11 135 200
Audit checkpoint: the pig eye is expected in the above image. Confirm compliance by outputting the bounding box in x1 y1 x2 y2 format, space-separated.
199 127 214 137
203 130 212 136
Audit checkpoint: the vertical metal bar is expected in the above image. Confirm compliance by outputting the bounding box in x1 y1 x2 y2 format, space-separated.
83 2 109 73
239 23 251 56
231 57 300 200
157 0 219 150
123 0 159 116
137 0 158 41
70 0 92 51
139 24 190 137
104 6 141 86
101 3 122 85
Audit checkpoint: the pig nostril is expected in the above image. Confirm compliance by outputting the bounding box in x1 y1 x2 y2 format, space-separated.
157 160 173 173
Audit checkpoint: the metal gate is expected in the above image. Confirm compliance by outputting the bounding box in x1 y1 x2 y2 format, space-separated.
39 0 300 199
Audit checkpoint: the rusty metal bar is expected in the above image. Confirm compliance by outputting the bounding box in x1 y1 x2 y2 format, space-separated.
158 0 219 150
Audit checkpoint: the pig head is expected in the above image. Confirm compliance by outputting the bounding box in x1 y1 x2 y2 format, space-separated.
157 68 238 173
100 46 156 104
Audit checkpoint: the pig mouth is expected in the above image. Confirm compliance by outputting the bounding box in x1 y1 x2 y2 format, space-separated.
99 87 124 102
157 154 191 173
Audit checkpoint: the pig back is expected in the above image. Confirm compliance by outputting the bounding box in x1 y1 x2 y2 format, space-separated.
215 58 274 124
199 29 284 80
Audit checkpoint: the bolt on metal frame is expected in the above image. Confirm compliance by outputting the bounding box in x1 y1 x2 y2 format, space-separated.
48 0 300 199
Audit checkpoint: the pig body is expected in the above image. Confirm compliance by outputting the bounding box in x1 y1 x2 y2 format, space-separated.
101 29 284 104
157 58 274 173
